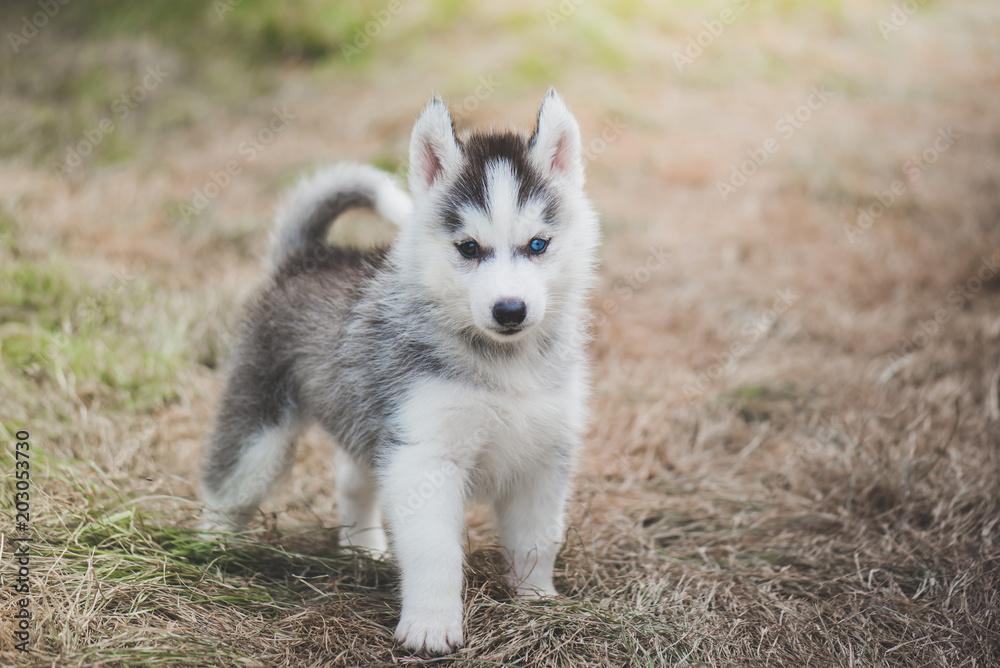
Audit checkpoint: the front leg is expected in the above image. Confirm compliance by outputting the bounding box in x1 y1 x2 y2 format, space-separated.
383 445 468 655
495 458 572 599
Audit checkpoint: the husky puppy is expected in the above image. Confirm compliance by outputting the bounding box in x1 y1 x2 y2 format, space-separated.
200 89 600 655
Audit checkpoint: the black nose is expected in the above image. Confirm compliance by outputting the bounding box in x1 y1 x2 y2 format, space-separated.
492 299 527 328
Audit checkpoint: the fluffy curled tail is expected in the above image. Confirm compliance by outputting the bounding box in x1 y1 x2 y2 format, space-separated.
269 163 412 268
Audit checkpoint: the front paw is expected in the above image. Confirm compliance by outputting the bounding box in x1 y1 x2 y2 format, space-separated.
506 572 559 600
394 604 464 655
512 583 559 600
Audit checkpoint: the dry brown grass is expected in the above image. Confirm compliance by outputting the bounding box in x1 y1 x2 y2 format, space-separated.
2 0 999 666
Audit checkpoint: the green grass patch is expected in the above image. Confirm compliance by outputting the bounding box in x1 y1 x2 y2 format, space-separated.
716 381 814 423
1 261 180 411
0 454 399 665
0 227 222 417
11 0 378 62
0 0 391 169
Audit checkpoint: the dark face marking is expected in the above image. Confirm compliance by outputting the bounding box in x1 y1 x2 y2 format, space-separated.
541 199 562 227
439 132 556 233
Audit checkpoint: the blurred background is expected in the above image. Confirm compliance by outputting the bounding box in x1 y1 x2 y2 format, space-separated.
1 1 999 666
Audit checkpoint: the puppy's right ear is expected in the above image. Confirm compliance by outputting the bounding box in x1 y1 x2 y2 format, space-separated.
408 96 462 196
529 88 584 190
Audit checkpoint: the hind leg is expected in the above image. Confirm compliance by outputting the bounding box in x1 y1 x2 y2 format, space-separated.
200 394 302 533
335 448 388 556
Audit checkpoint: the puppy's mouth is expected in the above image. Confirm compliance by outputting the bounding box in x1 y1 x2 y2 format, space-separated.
490 324 527 338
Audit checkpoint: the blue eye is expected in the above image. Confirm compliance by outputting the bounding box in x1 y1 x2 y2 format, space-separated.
529 238 549 254
457 240 480 258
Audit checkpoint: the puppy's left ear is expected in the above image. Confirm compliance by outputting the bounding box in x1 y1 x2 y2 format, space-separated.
529 88 584 189
409 96 463 197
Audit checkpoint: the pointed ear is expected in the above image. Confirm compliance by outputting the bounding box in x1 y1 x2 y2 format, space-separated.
529 88 584 188
408 97 462 196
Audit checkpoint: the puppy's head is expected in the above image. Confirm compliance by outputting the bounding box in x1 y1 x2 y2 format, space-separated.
399 89 597 344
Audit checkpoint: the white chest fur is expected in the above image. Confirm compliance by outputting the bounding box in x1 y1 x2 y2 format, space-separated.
392 366 584 499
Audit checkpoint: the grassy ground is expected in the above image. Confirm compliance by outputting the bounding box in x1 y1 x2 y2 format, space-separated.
1 0 999 666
